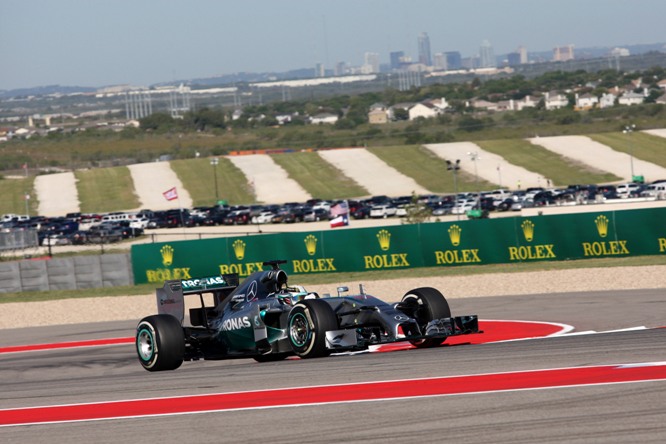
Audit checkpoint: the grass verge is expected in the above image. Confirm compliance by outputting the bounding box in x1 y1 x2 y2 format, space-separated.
474 139 620 187
170 157 255 206
270 151 368 200
0 176 37 216
76 166 140 213
368 145 495 193
588 132 666 170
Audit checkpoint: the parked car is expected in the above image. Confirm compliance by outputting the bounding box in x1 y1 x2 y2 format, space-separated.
251 211 276 224
303 208 329 222
351 205 371 219
86 226 124 243
224 210 251 225
641 183 666 198
42 234 71 246
616 183 641 198
165 209 195 228
369 204 397 218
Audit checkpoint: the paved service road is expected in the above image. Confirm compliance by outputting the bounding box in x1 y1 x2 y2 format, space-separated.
1 289 665 443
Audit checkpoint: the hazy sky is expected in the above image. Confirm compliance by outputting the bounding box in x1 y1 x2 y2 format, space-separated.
2 0 666 90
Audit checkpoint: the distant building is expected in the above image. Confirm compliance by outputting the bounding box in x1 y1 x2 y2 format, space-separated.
518 46 528 64
390 51 405 70
599 92 617 108
417 32 432 66
368 108 389 124
479 40 495 68
362 52 380 74
544 91 569 110
310 113 339 124
445 51 462 70
433 53 446 70
507 52 521 67
469 99 500 112
315 62 325 77
334 61 347 76
610 47 630 57
387 102 416 121
553 45 575 62
618 90 646 106
514 95 539 111
575 93 599 110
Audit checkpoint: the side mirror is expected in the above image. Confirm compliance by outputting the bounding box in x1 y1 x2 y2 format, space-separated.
336 286 349 297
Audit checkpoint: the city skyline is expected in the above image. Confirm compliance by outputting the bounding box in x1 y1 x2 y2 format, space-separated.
2 0 666 91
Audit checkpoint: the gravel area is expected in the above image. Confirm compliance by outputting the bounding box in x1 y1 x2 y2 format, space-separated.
34 172 80 217
643 129 666 139
529 135 666 183
128 162 192 210
227 154 311 204
425 141 545 189
318 148 430 196
2 265 665 330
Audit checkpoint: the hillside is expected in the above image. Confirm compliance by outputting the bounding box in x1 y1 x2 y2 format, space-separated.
3 130 666 217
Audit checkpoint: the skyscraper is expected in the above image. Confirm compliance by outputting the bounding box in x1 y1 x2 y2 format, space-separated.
518 46 528 64
417 32 432 66
390 51 405 70
433 52 446 70
363 52 380 74
479 40 495 68
445 51 462 70
553 45 575 62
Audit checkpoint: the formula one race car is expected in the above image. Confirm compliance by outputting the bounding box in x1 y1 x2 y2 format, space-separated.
136 260 480 371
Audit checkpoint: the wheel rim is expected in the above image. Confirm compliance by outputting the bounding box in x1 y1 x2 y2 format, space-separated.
289 313 309 347
137 328 155 361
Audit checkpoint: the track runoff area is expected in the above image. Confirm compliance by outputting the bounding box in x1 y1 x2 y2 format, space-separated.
2 319 666 427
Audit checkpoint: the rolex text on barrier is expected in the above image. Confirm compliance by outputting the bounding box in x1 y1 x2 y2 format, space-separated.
131 207 666 284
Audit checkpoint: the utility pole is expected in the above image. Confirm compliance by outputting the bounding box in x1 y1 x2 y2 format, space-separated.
623 124 636 181
447 159 461 220
210 157 219 203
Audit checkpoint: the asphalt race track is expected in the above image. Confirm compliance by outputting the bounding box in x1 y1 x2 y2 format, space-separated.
1 289 665 443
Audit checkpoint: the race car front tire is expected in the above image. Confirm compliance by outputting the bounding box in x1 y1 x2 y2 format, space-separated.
288 299 338 358
136 314 185 371
401 287 451 348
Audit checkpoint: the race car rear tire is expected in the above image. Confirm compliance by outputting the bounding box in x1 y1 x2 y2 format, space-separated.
288 299 338 358
401 287 451 348
136 314 185 371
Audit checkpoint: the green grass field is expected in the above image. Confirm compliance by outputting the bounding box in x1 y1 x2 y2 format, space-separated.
474 139 621 187
270 151 368 200
368 145 496 193
0 176 37 216
75 167 140 213
588 132 666 170
170 157 255 206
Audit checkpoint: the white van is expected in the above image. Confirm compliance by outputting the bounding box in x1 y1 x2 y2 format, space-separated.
616 183 640 198
1 214 29 223
100 212 135 223
641 184 666 198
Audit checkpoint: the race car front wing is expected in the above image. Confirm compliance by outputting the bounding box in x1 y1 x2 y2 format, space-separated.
325 315 480 350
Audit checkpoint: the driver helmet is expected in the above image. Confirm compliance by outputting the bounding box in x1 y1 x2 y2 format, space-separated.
277 285 311 305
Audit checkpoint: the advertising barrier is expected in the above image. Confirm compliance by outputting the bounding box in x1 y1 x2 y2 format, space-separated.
131 207 666 285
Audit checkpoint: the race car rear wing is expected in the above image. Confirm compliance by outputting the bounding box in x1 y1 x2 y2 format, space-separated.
156 273 239 324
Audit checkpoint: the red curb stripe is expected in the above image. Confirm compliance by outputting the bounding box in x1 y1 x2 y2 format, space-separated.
1 362 665 427
0 320 569 355
0 337 134 354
